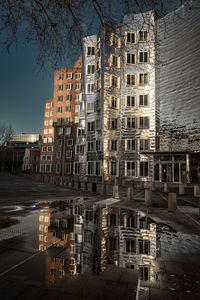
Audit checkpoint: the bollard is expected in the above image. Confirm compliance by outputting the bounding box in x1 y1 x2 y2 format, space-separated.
145 189 152 206
151 182 156 191
113 185 119 199
92 182 97 193
194 185 200 197
164 182 168 193
179 183 185 195
127 187 133 201
168 193 177 212
102 183 107 195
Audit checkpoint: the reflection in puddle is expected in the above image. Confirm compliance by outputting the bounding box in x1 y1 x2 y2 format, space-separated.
38 197 200 297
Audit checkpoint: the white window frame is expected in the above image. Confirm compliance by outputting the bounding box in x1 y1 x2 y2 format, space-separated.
125 32 136 44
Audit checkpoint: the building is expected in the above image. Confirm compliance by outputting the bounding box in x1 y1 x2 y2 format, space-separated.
22 148 40 172
40 56 83 175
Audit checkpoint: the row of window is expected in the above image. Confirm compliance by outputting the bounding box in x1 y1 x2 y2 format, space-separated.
58 72 81 80
109 51 149 68
44 120 53 126
109 116 150 130
45 102 53 109
43 128 53 135
57 93 81 102
42 146 53 152
41 155 53 161
58 83 82 91
45 111 53 117
56 105 80 113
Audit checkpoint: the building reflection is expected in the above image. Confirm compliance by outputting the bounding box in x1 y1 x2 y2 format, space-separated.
38 198 158 286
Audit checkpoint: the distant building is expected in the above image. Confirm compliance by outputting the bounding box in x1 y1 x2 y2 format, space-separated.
40 56 83 174
22 148 40 173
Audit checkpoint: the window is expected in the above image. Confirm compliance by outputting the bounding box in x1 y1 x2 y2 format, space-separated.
57 118 62 124
44 216 49 223
139 139 150 150
126 95 135 107
96 140 101 151
95 161 101 175
126 117 136 129
84 231 92 244
126 53 135 65
46 155 51 161
66 73 72 79
44 120 48 126
87 141 94 152
74 162 81 175
42 147 47 152
47 146 52 151
111 75 119 88
66 83 72 90
66 150 72 158
87 162 94 175
66 94 72 101
108 237 117 251
110 118 118 130
58 73 63 80
126 161 136 176
139 239 150 255
87 65 95 75
110 140 118 151
41 155 46 161
59 270 65 278
65 127 71 135
39 215 44 221
57 127 63 135
87 83 95 94
48 137 53 143
57 106 62 113
139 95 149 106
110 55 119 67
66 106 70 112
49 128 53 134
75 73 81 79
76 145 84 155
58 85 63 91
39 224 44 231
87 121 95 132
39 234 43 241
56 151 62 158
126 240 135 253
45 112 49 117
50 268 56 275
75 83 81 90
126 74 136 86
67 139 73 146
49 120 53 125
110 33 120 48
110 161 118 176
125 139 136 151
110 96 118 109
65 117 70 124
50 111 53 116
139 73 149 85
138 117 149 129
43 129 48 135
139 266 149 281
74 105 80 112
75 94 81 101
87 46 95 56
139 51 148 63
75 116 79 123
65 163 71 174
140 162 149 177
57 139 62 146
126 32 136 44
138 30 148 42
87 102 95 113
46 103 51 109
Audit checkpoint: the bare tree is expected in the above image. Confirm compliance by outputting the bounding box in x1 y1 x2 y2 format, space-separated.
0 0 193 69
0 123 12 147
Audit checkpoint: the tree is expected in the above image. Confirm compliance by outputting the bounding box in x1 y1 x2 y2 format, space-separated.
0 0 193 69
0 123 12 147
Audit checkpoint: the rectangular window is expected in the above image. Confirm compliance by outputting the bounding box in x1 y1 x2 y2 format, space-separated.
87 46 95 56
87 162 94 175
57 106 62 113
139 266 149 281
56 163 61 173
43 129 48 135
126 117 136 129
126 53 135 65
110 118 118 130
58 85 63 91
126 95 135 107
46 103 51 109
66 73 72 79
126 240 135 253
140 162 149 177
87 141 94 152
66 150 72 158
138 117 149 129
45 112 49 117
75 73 81 79
75 83 81 90
110 33 120 48
57 128 63 135
65 127 71 135
87 122 95 132
110 96 118 109
139 95 148 106
50 111 53 116
74 162 81 175
126 161 136 176
87 65 95 75
125 139 136 151
110 140 118 151
65 117 70 124
75 94 81 101
111 75 118 88
87 83 95 94
139 139 150 150
56 151 62 158
96 140 101 151
126 32 136 44
74 105 80 112
126 74 136 86
95 161 101 175
66 83 72 90
65 163 71 174
138 30 148 42
76 145 84 155
86 102 95 113
44 120 48 126
66 106 70 112
67 139 73 146
57 139 62 146
49 129 53 134
139 51 148 63
57 118 62 124
111 55 119 67
66 94 72 101
58 73 63 80
139 73 149 85
110 161 118 176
